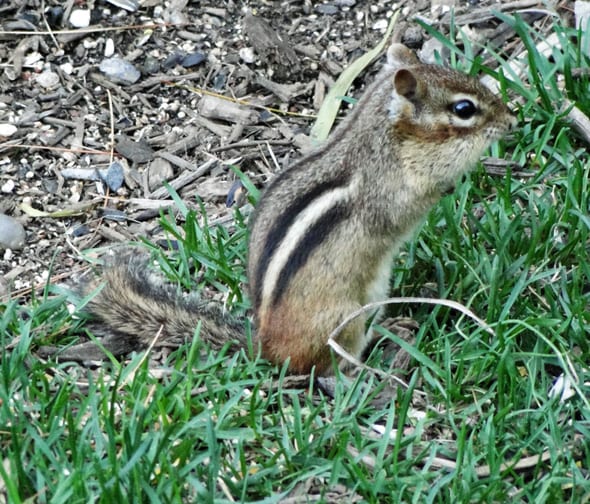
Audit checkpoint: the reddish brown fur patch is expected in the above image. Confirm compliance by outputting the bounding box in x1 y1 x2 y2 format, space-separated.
391 121 471 143
258 298 367 375
258 311 327 375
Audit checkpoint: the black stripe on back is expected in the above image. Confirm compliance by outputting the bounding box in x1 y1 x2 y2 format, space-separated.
270 203 351 307
253 173 350 308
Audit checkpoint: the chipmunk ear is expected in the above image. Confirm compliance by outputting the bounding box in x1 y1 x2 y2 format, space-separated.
386 43 419 68
393 68 419 101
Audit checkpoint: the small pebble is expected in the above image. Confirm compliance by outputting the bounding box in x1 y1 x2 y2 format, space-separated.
100 161 125 191
1 179 15 193
316 4 339 15
45 6 64 27
35 70 60 89
166 10 188 26
72 224 91 238
59 62 74 74
402 25 423 48
212 72 226 90
226 180 246 207
239 47 255 64
372 19 388 30
115 135 155 163
143 56 160 74
0 124 17 137
99 57 141 85
69 9 91 28
420 37 446 64
162 52 185 70
83 38 99 50
258 109 273 122
147 158 173 191
0 214 25 250
104 38 115 57
116 116 134 128
181 51 206 67
23 52 43 67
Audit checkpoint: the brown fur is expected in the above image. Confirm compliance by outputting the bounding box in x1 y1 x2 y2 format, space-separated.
38 254 247 361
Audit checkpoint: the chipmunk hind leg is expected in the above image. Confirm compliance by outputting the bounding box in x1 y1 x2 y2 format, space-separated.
258 301 366 375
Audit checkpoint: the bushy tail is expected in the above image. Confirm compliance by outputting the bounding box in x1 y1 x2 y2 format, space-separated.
39 253 249 362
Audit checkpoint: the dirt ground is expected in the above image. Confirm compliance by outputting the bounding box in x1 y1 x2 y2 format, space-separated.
0 0 559 299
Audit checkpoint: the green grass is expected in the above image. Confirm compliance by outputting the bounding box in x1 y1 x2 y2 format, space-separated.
2 14 590 503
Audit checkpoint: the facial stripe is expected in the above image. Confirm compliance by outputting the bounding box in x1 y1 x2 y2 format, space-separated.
253 173 350 307
258 184 353 312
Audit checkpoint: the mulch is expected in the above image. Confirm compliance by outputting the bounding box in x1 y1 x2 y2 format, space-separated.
0 0 562 299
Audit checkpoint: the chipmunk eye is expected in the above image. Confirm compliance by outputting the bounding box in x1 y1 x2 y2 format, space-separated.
451 99 478 119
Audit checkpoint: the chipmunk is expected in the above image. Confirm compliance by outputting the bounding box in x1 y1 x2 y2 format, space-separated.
42 44 516 375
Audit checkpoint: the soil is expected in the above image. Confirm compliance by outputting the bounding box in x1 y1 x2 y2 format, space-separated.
0 0 558 299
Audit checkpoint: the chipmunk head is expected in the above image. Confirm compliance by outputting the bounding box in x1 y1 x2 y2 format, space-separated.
384 43 516 187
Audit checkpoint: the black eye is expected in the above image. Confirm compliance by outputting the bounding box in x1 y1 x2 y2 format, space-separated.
451 99 478 119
